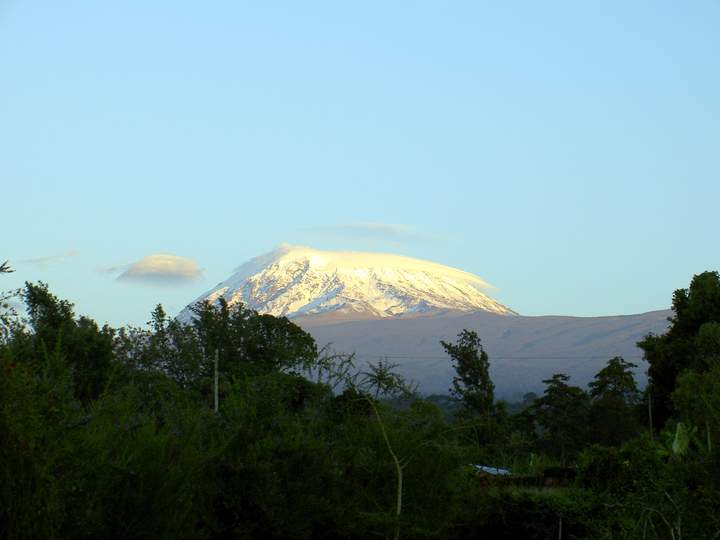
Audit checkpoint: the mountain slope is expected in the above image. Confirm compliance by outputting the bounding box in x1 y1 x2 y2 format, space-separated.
297 309 671 399
180 245 515 320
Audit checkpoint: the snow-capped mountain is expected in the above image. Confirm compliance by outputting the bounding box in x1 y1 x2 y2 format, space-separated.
179 245 515 320
177 245 671 398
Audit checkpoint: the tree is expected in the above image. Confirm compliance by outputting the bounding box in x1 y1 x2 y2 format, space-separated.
441 329 494 417
188 298 317 378
0 290 20 344
357 361 411 540
531 373 590 465
588 357 642 446
639 271 720 428
672 364 720 454
17 282 115 404
588 356 640 403
361 358 416 400
243 312 318 373
0 262 17 342
695 321 720 369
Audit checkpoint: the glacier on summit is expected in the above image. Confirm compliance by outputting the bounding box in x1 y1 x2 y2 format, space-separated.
179 245 516 320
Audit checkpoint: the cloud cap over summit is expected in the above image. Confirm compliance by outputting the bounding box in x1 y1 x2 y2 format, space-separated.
180 245 514 321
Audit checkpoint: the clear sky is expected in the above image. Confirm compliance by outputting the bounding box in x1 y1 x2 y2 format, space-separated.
2 1 719 327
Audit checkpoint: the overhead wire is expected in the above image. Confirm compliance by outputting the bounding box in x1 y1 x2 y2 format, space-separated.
345 353 645 361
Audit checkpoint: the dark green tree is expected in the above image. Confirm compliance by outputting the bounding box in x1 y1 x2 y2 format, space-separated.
441 329 494 416
639 271 720 428
672 364 720 454
588 356 642 446
188 297 317 377
588 356 640 403
243 312 318 373
17 282 115 404
532 373 590 465
360 358 416 400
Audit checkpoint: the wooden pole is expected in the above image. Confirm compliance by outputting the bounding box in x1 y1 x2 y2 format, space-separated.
369 398 403 540
214 348 219 413
648 385 654 440
707 420 712 453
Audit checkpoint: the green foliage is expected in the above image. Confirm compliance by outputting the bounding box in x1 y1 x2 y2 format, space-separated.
588 356 639 403
10 282 116 404
189 298 318 377
588 357 642 447
3 279 720 539
441 329 494 417
639 271 720 428
0 288 20 344
0 340 219 539
450 402 518 466
360 357 417 400
672 364 720 454
577 434 720 539
0 346 78 539
65 383 217 539
531 374 590 465
447 484 596 540
303 345 356 391
198 373 337 538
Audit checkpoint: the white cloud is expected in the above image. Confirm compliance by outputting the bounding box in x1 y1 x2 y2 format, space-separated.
108 254 203 286
18 250 79 267
299 222 435 244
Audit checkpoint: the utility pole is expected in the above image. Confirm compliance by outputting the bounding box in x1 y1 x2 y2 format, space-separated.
707 420 712 453
647 385 653 440
214 348 219 413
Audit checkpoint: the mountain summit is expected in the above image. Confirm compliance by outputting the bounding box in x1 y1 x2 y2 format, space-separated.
180 245 516 320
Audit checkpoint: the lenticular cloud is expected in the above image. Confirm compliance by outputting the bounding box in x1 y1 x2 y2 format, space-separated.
116 254 202 285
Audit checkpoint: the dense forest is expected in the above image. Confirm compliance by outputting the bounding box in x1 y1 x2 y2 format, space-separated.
1 266 719 539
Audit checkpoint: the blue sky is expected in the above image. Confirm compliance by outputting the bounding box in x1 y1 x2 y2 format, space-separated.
2 1 719 327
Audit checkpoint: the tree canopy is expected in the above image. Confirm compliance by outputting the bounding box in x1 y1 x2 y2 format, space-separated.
441 329 494 416
3 275 720 539
639 271 720 428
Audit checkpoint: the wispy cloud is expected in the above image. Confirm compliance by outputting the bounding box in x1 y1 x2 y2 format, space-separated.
18 250 79 267
299 222 435 244
102 254 203 286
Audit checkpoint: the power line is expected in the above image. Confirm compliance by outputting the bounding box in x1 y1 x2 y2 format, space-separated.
347 353 645 361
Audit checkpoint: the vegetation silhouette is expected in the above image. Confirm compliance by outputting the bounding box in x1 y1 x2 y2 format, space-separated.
1 272 720 539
